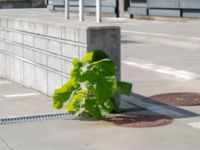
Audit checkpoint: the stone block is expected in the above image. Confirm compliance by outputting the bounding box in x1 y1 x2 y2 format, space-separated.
34 51 47 65
78 28 87 43
5 56 14 80
34 37 47 50
130 0 147 7
0 30 5 39
23 34 34 47
34 66 47 94
5 30 13 42
12 20 23 30
47 71 62 96
61 26 78 42
0 18 6 28
128 7 148 15
46 24 62 38
6 43 14 54
183 9 200 18
14 45 23 57
12 32 23 44
47 40 61 54
62 60 73 75
149 9 181 17
47 55 62 71
14 59 23 84
23 62 35 88
33 23 47 35
148 0 180 9
62 43 79 59
6 19 14 29
23 48 34 61
0 53 6 78
22 21 34 32
0 41 5 50
79 47 87 59
180 0 200 9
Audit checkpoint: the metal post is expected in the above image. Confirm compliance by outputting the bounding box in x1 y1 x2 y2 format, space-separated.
96 0 102 23
65 0 69 19
79 0 84 21
118 0 124 17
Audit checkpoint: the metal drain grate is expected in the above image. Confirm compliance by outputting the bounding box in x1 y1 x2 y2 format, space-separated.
0 113 74 125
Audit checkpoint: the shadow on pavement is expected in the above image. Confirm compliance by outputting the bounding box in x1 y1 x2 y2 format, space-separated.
122 93 200 119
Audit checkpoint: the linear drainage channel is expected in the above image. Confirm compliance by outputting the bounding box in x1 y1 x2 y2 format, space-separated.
0 113 75 125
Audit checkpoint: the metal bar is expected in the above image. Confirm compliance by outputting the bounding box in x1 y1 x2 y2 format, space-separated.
96 0 102 23
118 0 124 17
79 0 84 21
65 0 69 19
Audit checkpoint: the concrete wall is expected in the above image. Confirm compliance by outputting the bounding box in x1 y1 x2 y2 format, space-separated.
128 0 200 18
0 18 120 97
0 2 45 9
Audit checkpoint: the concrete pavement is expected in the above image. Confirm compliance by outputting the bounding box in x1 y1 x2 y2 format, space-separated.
1 78 200 150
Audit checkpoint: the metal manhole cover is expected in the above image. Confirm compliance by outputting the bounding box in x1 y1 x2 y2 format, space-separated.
149 93 200 106
104 115 173 128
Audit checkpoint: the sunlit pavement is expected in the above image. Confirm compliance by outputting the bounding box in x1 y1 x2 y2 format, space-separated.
118 19 200 97
1 78 200 150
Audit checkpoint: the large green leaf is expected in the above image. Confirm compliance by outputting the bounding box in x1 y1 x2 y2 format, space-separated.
116 81 132 96
102 98 114 113
70 58 82 79
85 98 104 119
82 50 109 63
79 70 97 83
67 89 87 113
91 59 116 76
94 76 117 101
53 79 77 109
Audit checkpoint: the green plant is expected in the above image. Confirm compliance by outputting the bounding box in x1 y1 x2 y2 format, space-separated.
53 50 132 119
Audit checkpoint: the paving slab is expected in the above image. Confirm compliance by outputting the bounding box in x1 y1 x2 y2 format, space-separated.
0 78 65 118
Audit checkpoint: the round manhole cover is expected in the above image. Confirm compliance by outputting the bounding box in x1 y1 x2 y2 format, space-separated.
104 115 173 128
149 93 200 106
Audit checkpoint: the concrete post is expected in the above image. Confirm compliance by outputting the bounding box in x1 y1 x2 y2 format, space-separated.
96 0 102 23
87 27 121 105
79 0 84 21
65 0 69 19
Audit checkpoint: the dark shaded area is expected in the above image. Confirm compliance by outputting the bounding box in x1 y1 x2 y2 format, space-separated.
104 115 173 128
0 0 46 9
121 39 145 44
128 93 200 118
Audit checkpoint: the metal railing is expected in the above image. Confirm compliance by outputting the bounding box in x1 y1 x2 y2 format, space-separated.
65 0 102 23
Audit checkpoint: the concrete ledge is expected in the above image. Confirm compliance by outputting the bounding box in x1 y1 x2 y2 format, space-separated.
183 10 200 18
148 0 180 9
180 0 200 9
128 7 148 15
149 9 181 17
0 14 121 101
